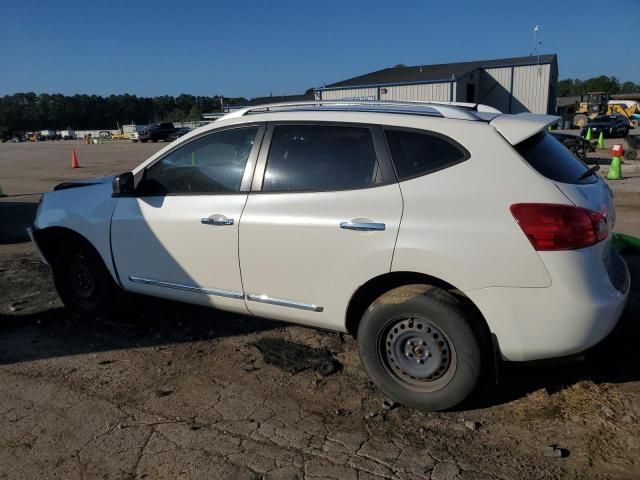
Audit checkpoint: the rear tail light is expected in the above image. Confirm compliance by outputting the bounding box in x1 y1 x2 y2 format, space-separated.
510 203 608 251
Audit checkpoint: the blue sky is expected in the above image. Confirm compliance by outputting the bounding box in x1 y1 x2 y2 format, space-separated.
1 0 638 98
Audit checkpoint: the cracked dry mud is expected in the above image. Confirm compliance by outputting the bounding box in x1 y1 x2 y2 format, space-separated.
0 247 639 480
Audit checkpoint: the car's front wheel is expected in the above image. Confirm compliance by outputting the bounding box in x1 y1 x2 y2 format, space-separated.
49 234 117 320
357 286 484 411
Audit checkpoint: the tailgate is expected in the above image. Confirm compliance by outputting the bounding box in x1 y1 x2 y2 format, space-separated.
553 178 615 263
509 122 616 266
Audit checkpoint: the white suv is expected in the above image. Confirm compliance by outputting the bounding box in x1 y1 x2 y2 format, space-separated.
29 101 630 410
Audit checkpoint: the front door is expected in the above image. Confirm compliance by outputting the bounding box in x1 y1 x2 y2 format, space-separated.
239 123 403 330
111 124 264 314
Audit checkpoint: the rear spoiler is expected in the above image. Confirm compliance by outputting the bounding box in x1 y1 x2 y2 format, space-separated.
490 113 560 145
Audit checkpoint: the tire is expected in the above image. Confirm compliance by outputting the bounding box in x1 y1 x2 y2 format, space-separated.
49 234 117 320
625 150 637 161
573 114 589 129
357 286 484 411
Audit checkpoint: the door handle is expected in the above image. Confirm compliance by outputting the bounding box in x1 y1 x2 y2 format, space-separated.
201 214 234 226
340 221 385 231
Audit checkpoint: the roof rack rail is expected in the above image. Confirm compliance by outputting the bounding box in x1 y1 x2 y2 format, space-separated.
220 100 501 121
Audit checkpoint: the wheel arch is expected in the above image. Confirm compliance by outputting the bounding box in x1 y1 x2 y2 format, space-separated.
345 271 493 343
34 226 120 285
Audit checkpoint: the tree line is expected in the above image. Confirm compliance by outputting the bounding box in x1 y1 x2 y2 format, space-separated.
557 76 640 97
0 93 248 133
2 76 639 132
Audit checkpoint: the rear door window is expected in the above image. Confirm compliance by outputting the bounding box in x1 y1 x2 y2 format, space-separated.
262 125 379 192
515 132 596 185
384 129 469 180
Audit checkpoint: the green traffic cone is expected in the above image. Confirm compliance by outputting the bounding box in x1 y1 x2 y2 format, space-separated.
597 131 604 149
612 233 640 253
607 156 623 180
585 127 592 141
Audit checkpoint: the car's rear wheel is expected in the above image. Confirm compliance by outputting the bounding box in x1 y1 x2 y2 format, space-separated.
49 234 117 320
357 287 483 411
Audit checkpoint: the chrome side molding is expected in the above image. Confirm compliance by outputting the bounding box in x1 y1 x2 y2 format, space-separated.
246 294 324 312
128 276 323 312
128 276 244 299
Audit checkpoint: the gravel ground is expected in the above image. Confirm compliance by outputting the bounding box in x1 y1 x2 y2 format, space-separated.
1 139 640 479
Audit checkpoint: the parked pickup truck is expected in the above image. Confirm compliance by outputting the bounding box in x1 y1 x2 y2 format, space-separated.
134 122 176 143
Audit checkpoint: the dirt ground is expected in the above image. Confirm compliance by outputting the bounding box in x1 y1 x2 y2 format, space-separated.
1 139 640 480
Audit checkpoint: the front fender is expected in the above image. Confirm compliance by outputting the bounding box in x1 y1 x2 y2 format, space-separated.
34 181 119 281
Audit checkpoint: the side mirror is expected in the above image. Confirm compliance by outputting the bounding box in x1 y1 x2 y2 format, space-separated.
112 172 135 197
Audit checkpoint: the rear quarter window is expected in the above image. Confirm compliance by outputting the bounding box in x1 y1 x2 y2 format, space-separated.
515 132 596 185
384 129 469 180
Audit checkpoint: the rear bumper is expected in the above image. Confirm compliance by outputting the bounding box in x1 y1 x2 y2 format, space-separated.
466 249 630 362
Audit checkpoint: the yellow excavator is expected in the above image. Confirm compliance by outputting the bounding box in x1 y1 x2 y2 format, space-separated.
607 100 640 125
573 92 640 128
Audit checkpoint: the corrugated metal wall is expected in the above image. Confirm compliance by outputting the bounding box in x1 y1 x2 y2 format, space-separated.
319 87 378 101
511 64 550 114
477 64 550 114
316 62 553 114
318 83 453 102
380 82 452 102
480 67 512 113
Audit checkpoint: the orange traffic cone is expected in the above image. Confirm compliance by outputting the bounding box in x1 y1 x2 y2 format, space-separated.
71 150 80 169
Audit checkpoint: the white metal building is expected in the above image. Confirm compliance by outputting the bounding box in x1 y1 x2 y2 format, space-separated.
315 55 558 114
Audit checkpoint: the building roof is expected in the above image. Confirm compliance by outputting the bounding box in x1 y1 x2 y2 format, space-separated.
612 93 640 101
320 54 557 90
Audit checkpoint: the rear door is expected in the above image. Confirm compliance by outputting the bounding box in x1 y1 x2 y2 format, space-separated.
238 122 403 331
